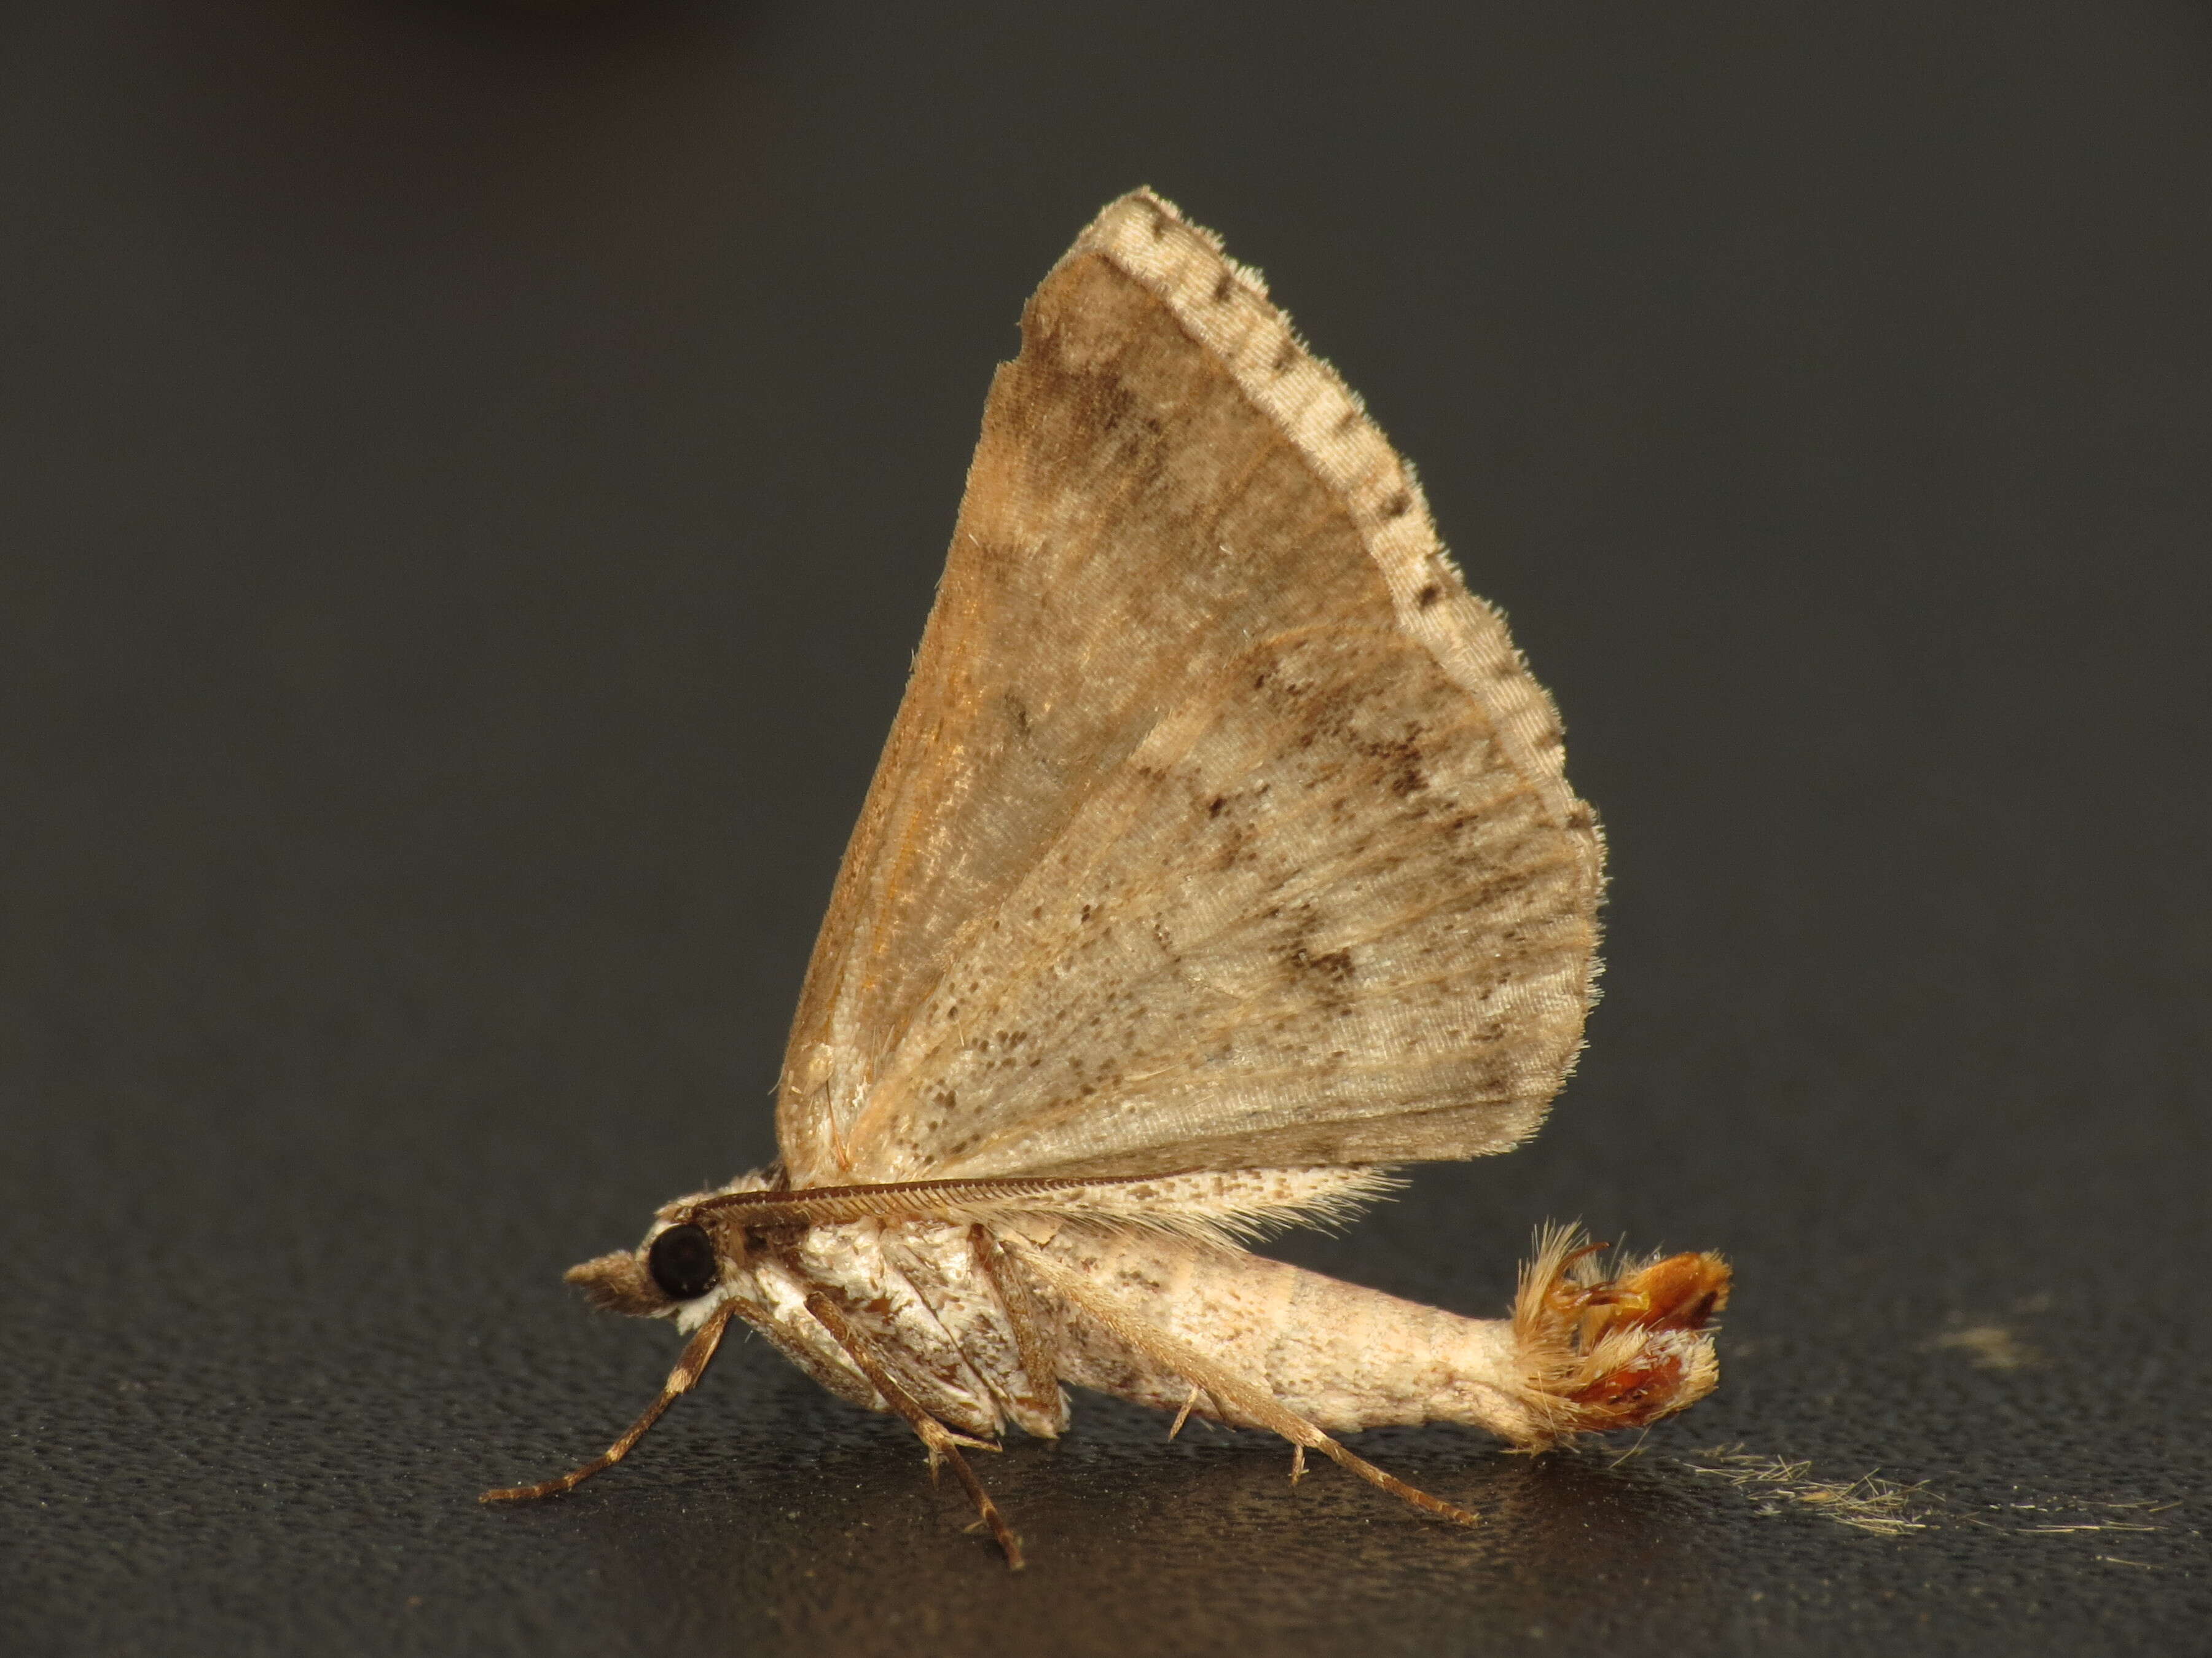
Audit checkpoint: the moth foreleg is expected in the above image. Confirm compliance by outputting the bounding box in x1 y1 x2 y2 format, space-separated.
1003 1237 1478 1528
971 1226 1064 1425
480 1298 739 1504
801 1290 1025 1571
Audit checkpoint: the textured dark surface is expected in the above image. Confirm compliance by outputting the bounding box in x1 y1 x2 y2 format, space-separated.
6 2 2209 1654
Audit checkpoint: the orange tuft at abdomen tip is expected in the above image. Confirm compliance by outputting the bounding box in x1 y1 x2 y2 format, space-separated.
1607 1250 1732 1333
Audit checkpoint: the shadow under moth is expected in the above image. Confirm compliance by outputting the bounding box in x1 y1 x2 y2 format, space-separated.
484 189 1731 1568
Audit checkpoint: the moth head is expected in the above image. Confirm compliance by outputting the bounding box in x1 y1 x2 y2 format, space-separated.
562 1167 781 1318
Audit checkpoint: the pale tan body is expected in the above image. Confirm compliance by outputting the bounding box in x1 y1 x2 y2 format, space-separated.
678 1177 1545 1449
1034 1226 1541 1442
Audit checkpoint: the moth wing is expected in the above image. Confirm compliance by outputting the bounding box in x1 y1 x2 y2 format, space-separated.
775 189 1602 1186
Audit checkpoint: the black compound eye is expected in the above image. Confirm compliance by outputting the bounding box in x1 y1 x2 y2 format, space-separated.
646 1223 719 1302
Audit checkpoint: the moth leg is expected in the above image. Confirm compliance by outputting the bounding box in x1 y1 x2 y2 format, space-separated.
1004 1237 1478 1528
802 1291 1026 1570
972 1227 1064 1426
1290 1443 1308 1484
1167 1384 1205 1441
481 1299 739 1503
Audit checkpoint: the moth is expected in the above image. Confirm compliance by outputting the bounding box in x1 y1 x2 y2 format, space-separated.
484 189 1730 1568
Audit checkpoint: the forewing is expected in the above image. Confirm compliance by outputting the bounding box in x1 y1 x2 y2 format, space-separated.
775 189 1602 1186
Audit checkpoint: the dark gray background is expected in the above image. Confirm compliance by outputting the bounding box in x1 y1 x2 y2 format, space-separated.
6 2 2208 1653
